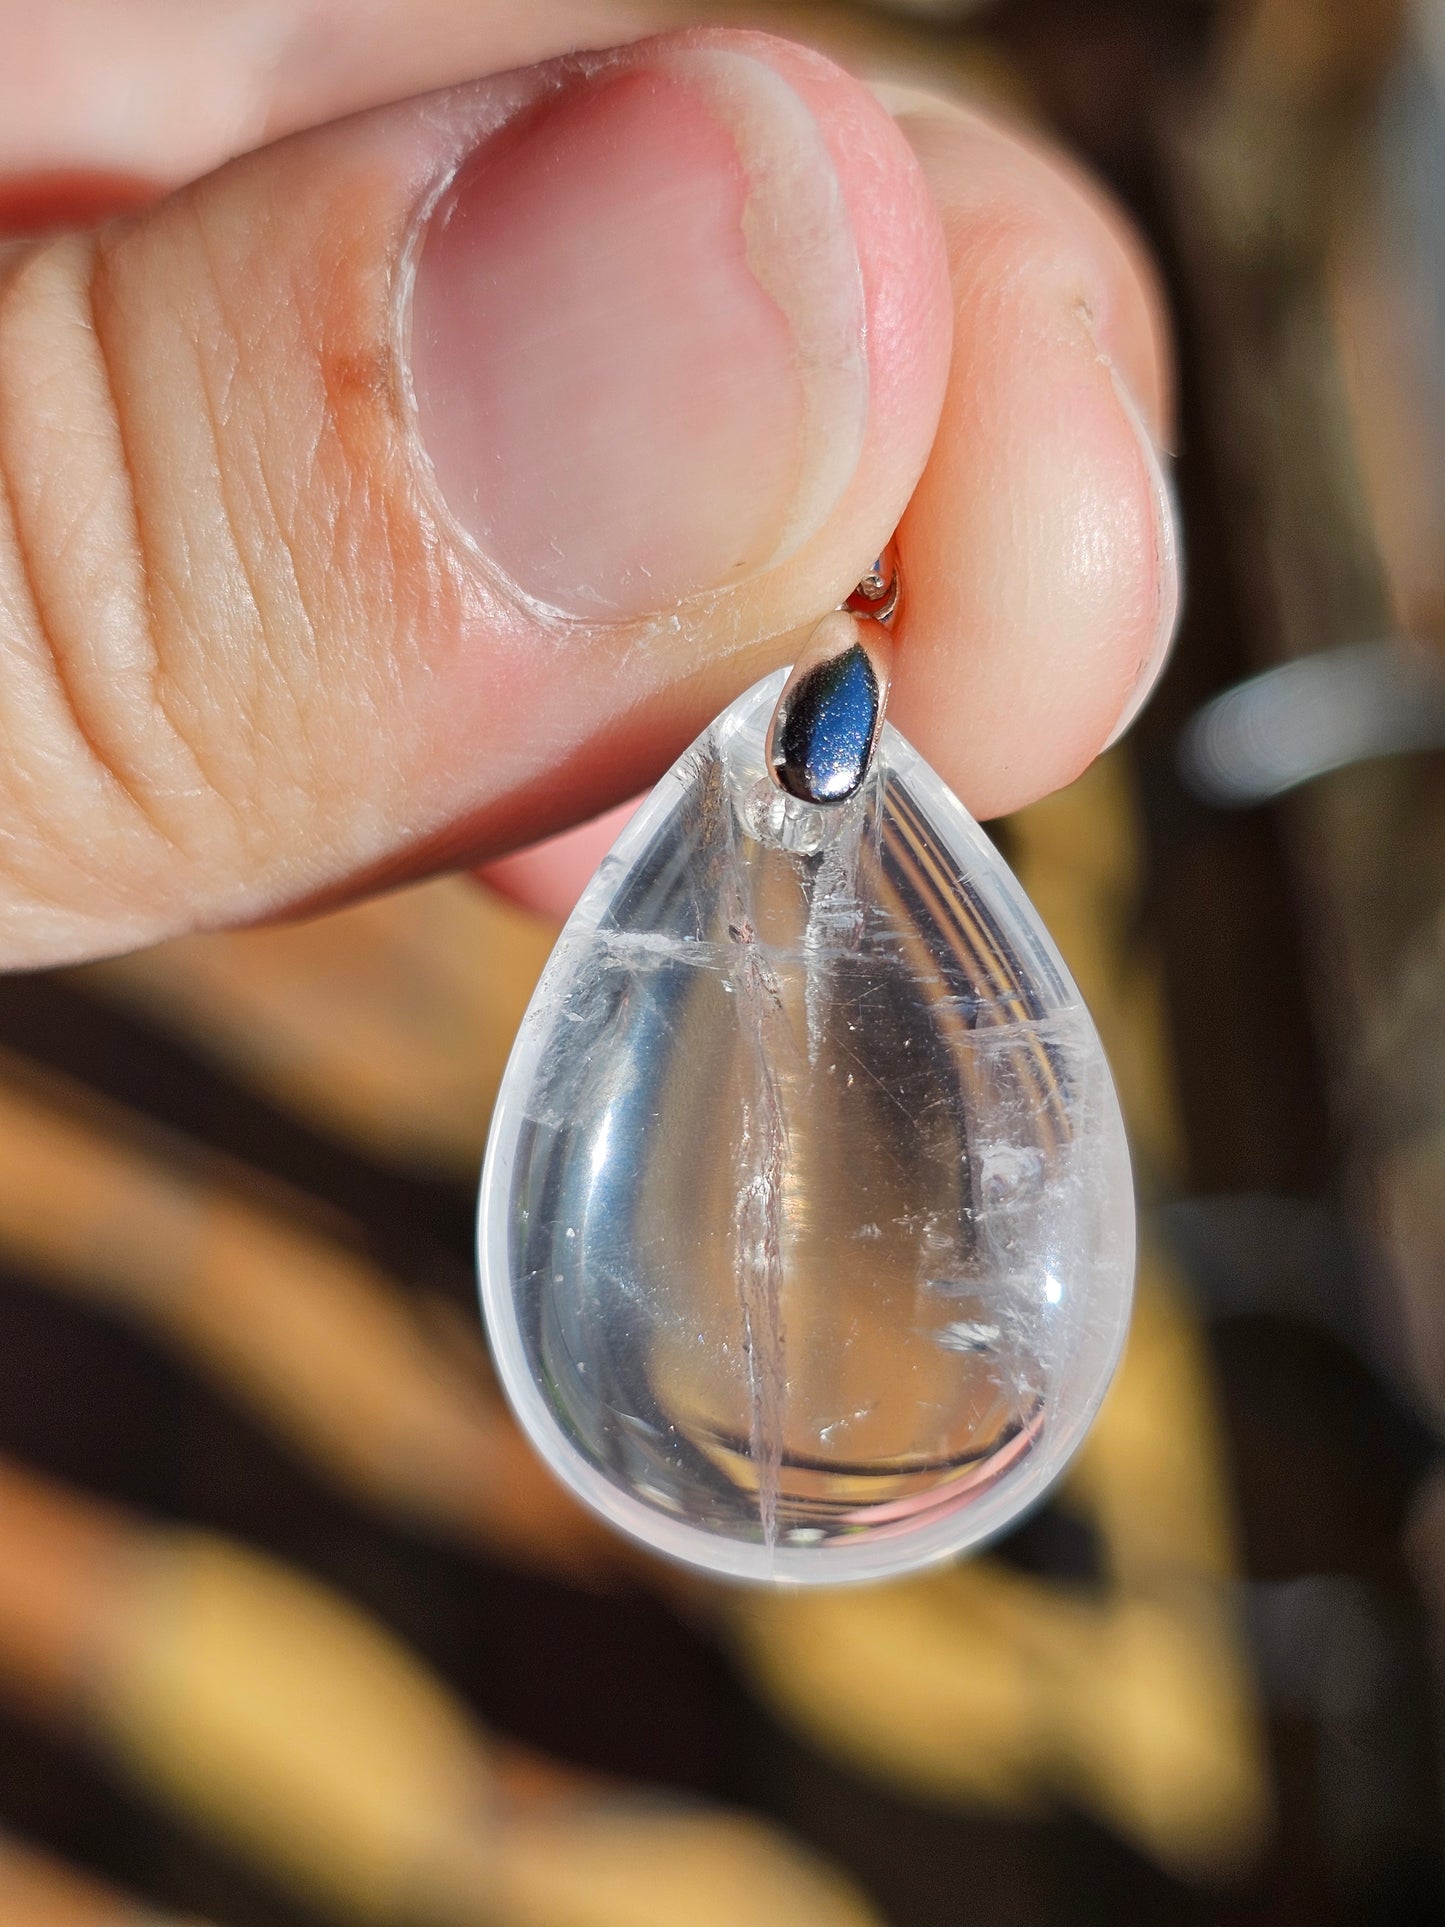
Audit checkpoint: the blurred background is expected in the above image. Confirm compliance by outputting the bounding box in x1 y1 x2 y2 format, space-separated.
3 0 1445 1921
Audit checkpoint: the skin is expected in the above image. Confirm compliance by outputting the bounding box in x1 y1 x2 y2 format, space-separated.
0 1 1175 958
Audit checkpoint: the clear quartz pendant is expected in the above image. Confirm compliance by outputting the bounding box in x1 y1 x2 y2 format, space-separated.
479 669 1134 1585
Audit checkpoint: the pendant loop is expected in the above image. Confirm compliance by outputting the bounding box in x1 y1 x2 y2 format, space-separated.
844 541 901 624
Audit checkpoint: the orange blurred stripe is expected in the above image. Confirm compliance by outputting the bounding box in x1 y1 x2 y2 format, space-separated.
0 1829 205 1925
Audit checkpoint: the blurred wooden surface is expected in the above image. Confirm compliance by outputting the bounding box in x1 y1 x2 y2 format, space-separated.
1164 0 1445 1428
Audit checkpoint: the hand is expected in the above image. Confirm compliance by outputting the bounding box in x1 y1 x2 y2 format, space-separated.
0 2 1176 966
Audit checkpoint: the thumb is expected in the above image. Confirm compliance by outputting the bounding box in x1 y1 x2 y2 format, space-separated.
0 28 949 967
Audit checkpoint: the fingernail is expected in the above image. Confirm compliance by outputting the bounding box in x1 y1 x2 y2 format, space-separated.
410 48 868 622
1103 360 1181 747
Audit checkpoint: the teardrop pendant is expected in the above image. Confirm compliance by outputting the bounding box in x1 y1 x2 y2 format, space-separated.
478 670 1134 1585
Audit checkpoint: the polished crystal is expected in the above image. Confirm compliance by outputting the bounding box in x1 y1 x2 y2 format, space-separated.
479 671 1134 1584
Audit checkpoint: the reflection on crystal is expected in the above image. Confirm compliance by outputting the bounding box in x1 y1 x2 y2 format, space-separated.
479 671 1134 1585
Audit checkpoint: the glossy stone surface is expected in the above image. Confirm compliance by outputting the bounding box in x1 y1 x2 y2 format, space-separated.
479 672 1134 1584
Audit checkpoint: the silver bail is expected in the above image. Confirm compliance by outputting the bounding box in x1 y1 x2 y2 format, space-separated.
766 546 899 806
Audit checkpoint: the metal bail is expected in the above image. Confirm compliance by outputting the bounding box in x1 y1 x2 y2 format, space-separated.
766 547 899 806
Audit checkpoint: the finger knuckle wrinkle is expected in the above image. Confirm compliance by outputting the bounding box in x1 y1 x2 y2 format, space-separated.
0 236 192 840
0 235 211 938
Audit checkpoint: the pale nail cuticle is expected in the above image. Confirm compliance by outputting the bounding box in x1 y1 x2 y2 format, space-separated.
656 46 869 570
